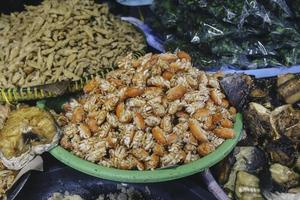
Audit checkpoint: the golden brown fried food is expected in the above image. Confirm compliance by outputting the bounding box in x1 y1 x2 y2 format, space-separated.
0 106 59 170
0 161 16 199
0 107 57 158
58 52 236 170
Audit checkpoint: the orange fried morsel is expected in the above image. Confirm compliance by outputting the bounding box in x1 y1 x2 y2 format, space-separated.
214 128 235 139
56 115 68 126
197 142 215 156
119 87 128 101
152 126 167 145
160 53 178 63
72 107 85 123
188 133 198 144
63 103 71 112
144 86 163 95
118 110 132 124
162 71 174 80
176 111 189 119
87 118 98 133
116 102 125 119
60 135 72 150
210 90 222 105
188 119 208 142
103 97 119 111
168 62 181 73
204 116 215 130
206 98 214 106
83 79 98 93
118 158 136 170
146 154 160 169
78 98 86 105
147 54 159 67
166 85 187 101
179 150 187 162
79 123 92 138
212 113 223 124
153 143 165 156
107 78 123 87
136 160 145 170
132 148 149 161
106 135 116 148
125 87 144 98
87 111 97 118
221 99 229 108
229 107 237 115
166 133 177 144
192 108 210 120
132 59 141 68
221 118 233 128
134 112 145 130
177 51 191 61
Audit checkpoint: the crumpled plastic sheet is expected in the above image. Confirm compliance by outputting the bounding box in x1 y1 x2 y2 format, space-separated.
116 0 153 6
151 0 300 69
121 17 165 52
219 64 300 79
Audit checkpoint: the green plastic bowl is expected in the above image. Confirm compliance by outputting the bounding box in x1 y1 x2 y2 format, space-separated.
50 113 243 183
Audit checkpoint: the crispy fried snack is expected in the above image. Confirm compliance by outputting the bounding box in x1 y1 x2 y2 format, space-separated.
58 52 236 170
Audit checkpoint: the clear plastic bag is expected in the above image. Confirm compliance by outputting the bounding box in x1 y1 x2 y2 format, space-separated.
151 0 300 69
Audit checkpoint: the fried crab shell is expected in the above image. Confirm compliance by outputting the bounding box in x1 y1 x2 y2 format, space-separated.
58 52 236 170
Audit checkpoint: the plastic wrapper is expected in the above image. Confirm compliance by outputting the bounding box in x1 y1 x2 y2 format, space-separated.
151 0 300 69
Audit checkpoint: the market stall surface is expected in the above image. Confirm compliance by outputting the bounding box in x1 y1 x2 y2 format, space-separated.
10 154 217 200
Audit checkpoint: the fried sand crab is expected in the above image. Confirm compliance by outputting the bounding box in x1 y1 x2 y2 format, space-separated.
58 52 237 170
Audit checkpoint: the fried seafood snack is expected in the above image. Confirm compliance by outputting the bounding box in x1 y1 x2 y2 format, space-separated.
0 161 16 200
0 106 60 170
58 52 236 170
